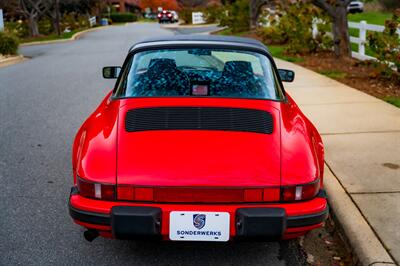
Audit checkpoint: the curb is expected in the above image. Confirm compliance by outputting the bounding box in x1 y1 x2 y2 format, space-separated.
323 164 395 266
0 55 25 68
161 23 219 29
20 25 111 47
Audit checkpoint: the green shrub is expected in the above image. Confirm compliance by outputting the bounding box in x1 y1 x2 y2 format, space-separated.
257 1 331 54
5 21 29 38
368 9 400 81
219 0 250 33
0 32 20 55
203 4 224 24
61 13 90 31
110 13 137 23
38 17 54 35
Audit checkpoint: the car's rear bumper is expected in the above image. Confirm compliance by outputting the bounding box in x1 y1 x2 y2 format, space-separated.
69 187 328 241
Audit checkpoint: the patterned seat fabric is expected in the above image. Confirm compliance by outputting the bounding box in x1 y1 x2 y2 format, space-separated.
131 58 190 96
213 61 263 98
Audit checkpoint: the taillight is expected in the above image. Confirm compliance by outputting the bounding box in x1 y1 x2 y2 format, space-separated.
157 13 162 18
77 177 115 200
115 186 282 203
167 13 172 17
281 179 320 202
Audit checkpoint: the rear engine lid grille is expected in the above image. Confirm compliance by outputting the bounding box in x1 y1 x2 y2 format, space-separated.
125 107 273 134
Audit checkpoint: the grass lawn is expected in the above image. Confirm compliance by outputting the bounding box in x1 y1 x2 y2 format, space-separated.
21 28 90 43
384 96 400 108
348 11 392 25
267 45 304 63
215 28 251 37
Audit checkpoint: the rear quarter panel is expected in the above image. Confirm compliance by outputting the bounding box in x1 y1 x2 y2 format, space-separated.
279 94 324 186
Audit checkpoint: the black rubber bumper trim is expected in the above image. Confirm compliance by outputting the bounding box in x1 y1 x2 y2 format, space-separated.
287 206 329 228
69 204 110 226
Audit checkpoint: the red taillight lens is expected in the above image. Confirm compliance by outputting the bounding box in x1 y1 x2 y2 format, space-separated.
263 187 281 201
77 177 95 198
281 179 320 202
115 186 281 203
117 186 135 201
243 189 263 202
135 187 154 201
77 177 115 200
167 13 172 17
157 13 162 18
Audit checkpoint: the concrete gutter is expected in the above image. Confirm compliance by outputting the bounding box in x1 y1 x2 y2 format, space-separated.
0 55 25 68
324 165 395 265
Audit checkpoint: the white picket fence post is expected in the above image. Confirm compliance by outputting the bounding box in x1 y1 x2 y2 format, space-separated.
89 16 96 27
358 20 367 57
0 9 4 32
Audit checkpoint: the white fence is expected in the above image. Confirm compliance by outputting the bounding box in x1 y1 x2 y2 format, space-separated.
0 9 4 32
192 12 205 25
89 16 96 27
349 20 400 61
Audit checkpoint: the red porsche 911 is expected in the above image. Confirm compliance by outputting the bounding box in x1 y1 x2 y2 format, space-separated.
69 35 328 242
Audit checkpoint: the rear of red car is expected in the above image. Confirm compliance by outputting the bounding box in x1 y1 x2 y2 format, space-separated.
69 99 327 242
69 37 328 242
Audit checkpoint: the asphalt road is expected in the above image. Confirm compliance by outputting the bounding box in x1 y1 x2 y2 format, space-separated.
0 23 306 265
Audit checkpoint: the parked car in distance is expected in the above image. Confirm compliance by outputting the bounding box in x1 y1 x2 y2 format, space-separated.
69 35 328 243
348 1 364 13
157 10 177 23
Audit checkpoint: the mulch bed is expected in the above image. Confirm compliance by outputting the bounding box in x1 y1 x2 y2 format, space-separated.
296 52 400 100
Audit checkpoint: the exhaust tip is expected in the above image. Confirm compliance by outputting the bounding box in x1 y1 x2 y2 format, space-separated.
84 229 99 242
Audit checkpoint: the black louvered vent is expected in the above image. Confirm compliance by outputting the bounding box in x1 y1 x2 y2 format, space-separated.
125 107 273 134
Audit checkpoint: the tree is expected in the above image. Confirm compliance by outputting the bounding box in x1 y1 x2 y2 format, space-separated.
312 0 352 57
139 0 179 11
47 0 61 36
19 0 52 37
176 0 206 9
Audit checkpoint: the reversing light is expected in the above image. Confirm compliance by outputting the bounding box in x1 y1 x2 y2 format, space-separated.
281 179 320 202
77 177 115 200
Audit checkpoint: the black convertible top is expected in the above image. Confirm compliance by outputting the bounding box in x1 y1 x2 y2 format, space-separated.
130 35 269 53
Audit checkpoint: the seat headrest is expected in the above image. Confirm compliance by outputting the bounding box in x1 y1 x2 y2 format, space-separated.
222 61 254 78
147 58 178 78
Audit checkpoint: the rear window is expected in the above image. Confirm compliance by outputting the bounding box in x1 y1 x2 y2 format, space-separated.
115 48 283 100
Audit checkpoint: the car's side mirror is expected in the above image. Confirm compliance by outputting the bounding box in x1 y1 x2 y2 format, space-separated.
103 66 121 79
278 69 295 82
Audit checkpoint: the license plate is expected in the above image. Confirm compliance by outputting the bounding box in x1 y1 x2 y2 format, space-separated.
169 211 230 242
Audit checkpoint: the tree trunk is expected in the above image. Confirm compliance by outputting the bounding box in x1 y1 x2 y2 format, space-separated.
54 0 61 36
332 6 351 57
28 14 39 37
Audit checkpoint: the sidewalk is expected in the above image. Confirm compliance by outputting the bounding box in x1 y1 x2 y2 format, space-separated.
275 58 399 265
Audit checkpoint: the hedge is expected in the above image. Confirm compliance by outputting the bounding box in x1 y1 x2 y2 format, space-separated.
0 32 19 55
110 13 137 23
